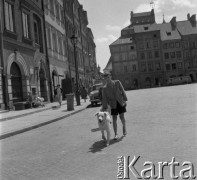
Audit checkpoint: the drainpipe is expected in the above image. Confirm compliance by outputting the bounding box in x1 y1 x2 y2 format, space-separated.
41 0 53 102
0 2 9 110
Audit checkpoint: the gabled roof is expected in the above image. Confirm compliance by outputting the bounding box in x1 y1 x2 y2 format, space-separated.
176 21 197 35
110 37 133 46
157 23 181 41
133 22 182 41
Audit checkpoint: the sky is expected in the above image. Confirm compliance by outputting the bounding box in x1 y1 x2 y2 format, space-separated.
78 0 197 72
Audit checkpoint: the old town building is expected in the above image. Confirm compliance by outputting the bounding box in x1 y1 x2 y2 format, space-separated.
64 0 97 93
44 0 69 100
1 0 50 109
0 0 97 110
110 9 197 90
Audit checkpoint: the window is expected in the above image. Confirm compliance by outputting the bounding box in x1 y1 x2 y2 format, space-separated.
175 42 180 48
144 27 148 30
58 37 62 54
122 53 127 60
163 43 168 49
184 42 189 49
22 11 30 38
172 63 176 70
124 66 128 72
154 51 159 58
169 43 174 48
155 63 161 70
4 1 14 32
140 52 145 60
47 28 51 49
185 51 190 58
153 34 157 38
50 0 54 14
148 63 153 71
146 42 151 49
177 62 182 69
170 52 175 58
153 41 158 48
139 43 144 49
132 64 136 72
147 51 152 59
56 3 60 20
164 53 169 59
141 63 147 72
34 21 39 44
166 32 171 36
52 33 57 51
176 51 181 59
165 64 170 71
192 42 196 48
114 54 119 61
130 46 134 50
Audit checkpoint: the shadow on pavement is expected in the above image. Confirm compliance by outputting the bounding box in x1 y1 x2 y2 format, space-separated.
52 106 60 110
88 136 124 153
87 104 101 108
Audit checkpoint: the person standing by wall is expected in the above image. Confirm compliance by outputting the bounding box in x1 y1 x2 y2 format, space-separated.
56 84 62 107
101 72 128 140
81 86 88 102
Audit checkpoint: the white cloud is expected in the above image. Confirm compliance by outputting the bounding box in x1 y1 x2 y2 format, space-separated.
96 34 118 44
156 0 196 12
105 25 121 31
134 4 152 13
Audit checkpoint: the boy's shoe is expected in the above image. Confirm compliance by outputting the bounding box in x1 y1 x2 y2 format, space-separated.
123 132 127 136
114 135 119 140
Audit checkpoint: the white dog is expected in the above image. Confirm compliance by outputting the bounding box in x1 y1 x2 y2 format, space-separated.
95 111 112 146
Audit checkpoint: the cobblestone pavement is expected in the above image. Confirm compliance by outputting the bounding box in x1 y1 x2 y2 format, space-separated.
0 84 196 180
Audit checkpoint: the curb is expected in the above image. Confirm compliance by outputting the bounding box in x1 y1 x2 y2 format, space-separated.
0 107 86 140
0 102 67 122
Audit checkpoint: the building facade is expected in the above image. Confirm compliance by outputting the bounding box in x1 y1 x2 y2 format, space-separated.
44 0 70 100
0 0 97 110
1 0 50 109
110 9 197 90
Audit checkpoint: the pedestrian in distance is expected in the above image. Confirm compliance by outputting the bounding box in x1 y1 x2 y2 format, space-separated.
101 72 128 140
81 86 88 102
26 92 33 108
56 84 62 107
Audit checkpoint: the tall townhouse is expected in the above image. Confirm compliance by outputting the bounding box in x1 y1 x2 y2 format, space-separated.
64 0 97 91
64 0 75 90
87 27 96 87
110 26 138 90
44 0 70 100
158 20 184 83
64 0 84 92
134 25 163 88
78 7 89 89
72 0 85 88
1 0 50 110
177 14 197 81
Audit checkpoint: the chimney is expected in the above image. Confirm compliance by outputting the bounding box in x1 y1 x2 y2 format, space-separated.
189 14 196 27
187 13 190 20
170 16 177 30
130 11 133 24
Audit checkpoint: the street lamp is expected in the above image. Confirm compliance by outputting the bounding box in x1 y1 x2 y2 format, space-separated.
70 31 81 106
